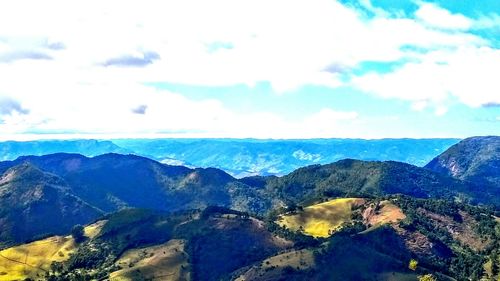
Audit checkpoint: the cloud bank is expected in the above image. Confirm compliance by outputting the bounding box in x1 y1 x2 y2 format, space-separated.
0 0 498 138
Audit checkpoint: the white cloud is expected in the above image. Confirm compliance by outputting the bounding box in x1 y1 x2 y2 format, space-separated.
0 0 485 90
415 2 472 30
474 14 500 29
351 46 500 110
0 0 498 138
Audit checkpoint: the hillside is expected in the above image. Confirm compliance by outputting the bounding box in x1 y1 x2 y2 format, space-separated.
0 150 499 251
0 163 103 248
261 159 499 208
0 197 497 281
0 221 105 280
0 153 270 215
426 136 500 188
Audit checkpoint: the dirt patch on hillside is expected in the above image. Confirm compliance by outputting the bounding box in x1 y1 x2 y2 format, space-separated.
363 201 406 227
418 209 489 251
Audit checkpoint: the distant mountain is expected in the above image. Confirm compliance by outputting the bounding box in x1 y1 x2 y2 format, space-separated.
0 163 102 248
114 138 459 177
426 136 500 188
0 138 458 177
0 139 129 161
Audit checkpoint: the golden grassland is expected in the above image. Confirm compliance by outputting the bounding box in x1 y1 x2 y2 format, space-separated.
109 239 190 281
277 198 365 237
235 249 315 281
0 221 105 281
83 220 107 239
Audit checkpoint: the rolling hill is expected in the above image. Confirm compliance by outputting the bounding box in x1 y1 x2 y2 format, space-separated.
1 195 497 281
0 153 269 214
0 163 103 248
0 136 498 280
0 148 499 250
259 159 499 208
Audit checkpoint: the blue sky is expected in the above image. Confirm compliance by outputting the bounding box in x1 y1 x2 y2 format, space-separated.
0 0 499 139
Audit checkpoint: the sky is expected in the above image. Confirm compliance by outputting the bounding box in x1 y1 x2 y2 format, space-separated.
0 0 499 140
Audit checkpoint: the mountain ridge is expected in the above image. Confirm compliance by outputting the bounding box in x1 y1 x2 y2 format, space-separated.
426 136 500 189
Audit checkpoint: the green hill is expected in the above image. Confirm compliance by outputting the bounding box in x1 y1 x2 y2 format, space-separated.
261 159 498 207
0 163 103 248
426 136 500 189
1 195 495 281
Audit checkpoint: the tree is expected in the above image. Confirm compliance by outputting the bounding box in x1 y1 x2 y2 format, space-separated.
50 261 64 274
71 224 85 243
418 274 437 281
409 259 418 271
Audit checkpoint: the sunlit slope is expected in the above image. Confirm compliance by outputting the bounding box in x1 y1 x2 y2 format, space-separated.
277 198 365 237
110 239 190 281
362 200 406 231
0 221 105 281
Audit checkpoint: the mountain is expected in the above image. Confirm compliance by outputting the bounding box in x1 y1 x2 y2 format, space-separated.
0 163 103 248
0 139 129 161
1 138 459 177
256 159 498 208
426 136 500 189
0 150 498 249
114 138 459 176
0 153 270 215
0 141 499 280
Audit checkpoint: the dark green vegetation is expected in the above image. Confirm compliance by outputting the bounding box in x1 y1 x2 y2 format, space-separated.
0 138 459 176
258 159 499 207
426 136 500 188
0 136 499 280
0 163 102 248
33 196 500 281
0 153 270 215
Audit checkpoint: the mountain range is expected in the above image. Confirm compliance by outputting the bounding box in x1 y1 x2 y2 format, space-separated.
0 138 459 177
0 136 498 280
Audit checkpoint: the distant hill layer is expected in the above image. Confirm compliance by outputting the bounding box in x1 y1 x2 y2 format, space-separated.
0 138 459 176
0 139 129 161
426 136 500 188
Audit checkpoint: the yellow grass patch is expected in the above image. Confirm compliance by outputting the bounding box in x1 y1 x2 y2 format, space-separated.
0 236 75 280
0 221 105 281
109 239 190 281
484 255 500 280
84 220 107 239
277 198 365 238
